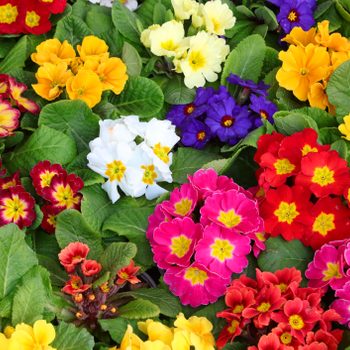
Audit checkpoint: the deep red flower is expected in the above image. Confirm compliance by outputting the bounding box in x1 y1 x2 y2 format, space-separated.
38 0 66 14
116 260 141 285
295 150 350 197
259 185 313 240
344 185 350 207
305 329 343 350
0 171 20 190
81 259 102 277
254 132 285 165
248 333 284 350
216 316 244 349
58 242 89 273
18 2 51 35
229 274 258 292
0 0 22 34
0 185 36 229
62 275 91 295
40 203 63 233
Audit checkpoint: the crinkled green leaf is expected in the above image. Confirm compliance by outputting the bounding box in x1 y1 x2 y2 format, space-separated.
119 299 160 319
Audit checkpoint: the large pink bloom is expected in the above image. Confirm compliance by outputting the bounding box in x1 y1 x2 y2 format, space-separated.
152 217 202 269
163 262 229 307
195 223 251 278
200 189 262 234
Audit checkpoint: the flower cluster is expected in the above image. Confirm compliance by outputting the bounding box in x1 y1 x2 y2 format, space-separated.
277 20 350 111
31 36 128 108
306 239 350 328
147 168 264 307
141 0 235 88
113 313 215 350
59 242 141 327
167 76 277 148
88 0 137 10
255 128 350 250
0 74 39 137
29 161 84 233
0 0 66 35
217 267 343 350
0 162 36 229
0 320 56 350
87 116 179 203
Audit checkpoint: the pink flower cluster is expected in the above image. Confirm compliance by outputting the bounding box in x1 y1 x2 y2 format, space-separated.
306 239 350 328
146 168 264 307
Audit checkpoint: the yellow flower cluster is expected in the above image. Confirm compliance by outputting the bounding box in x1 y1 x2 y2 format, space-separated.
31 36 128 108
0 320 56 350
339 113 350 140
276 20 350 113
141 0 235 88
111 313 215 350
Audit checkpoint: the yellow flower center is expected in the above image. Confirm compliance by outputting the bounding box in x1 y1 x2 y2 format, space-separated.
174 198 193 216
274 158 295 175
47 214 57 228
161 39 177 51
300 68 309 76
170 235 192 258
280 332 292 345
53 184 80 209
274 201 299 224
141 165 157 185
2 179 16 190
105 160 126 182
301 144 318 156
312 166 335 186
278 283 288 293
40 171 56 188
256 302 271 313
188 51 206 71
227 320 239 334
288 10 298 22
25 10 40 28
185 104 195 115
322 262 342 281
210 238 234 262
153 143 171 163
2 195 26 222
256 232 266 242
197 131 206 141
260 110 268 119
312 212 335 236
232 304 244 313
184 267 208 285
217 209 241 228
119 271 129 279
221 115 234 128
0 4 18 24
289 314 304 330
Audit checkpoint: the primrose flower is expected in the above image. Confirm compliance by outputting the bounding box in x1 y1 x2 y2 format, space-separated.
20 5 52 35
0 99 20 137
81 259 102 277
140 24 161 48
77 35 109 62
171 0 199 20
41 204 62 233
62 275 91 295
97 118 138 145
338 114 350 141
181 119 212 149
58 241 90 273
116 260 141 285
249 94 277 126
138 319 173 346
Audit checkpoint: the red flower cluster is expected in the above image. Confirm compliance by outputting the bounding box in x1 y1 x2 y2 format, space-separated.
30 161 84 233
254 128 350 249
0 161 36 229
217 267 343 350
0 0 66 35
58 242 141 327
0 74 39 137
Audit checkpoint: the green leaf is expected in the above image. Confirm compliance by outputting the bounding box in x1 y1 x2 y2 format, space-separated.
53 322 94 350
318 127 342 145
122 41 142 77
261 47 280 76
55 210 103 260
257 237 314 274
55 15 93 46
3 125 77 175
297 107 338 128
331 139 348 159
327 60 350 116
39 100 100 153
274 112 318 135
221 34 266 85
0 224 38 299
276 88 307 110
254 6 278 30
99 317 135 343
123 288 182 317
153 2 167 24
109 76 164 118
171 147 221 183
12 266 52 325
164 75 196 105
119 299 160 319
85 5 113 34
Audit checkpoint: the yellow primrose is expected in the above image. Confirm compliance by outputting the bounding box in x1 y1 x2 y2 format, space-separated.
315 20 350 52
171 0 199 20
118 325 143 350
31 38 76 66
66 69 103 108
141 340 171 350
77 35 109 62
0 333 12 350
338 114 350 141
282 26 317 47
201 0 236 35
141 24 160 48
138 319 173 346
96 57 128 95
32 62 73 101
330 51 350 71
10 320 56 350
307 81 330 111
276 44 330 101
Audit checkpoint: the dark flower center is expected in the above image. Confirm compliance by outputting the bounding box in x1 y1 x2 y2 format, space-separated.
184 103 195 115
197 131 206 141
260 110 268 119
288 10 299 22
221 115 235 128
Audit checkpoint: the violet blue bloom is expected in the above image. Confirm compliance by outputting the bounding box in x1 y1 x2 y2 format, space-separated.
267 0 316 10
181 119 212 149
227 74 269 96
249 94 277 127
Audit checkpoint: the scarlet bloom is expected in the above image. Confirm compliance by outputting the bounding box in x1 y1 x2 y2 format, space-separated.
18 3 51 35
272 324 301 349
62 275 91 295
248 333 283 350
295 150 350 197
0 0 21 34
0 171 20 190
40 204 63 233
38 0 66 14
58 242 90 273
254 132 285 165
116 260 141 285
216 316 244 349
81 259 102 277
304 329 343 350
260 185 313 240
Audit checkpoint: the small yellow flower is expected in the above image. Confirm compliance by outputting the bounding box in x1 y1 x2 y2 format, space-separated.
31 38 76 66
118 325 143 350
338 114 350 141
66 69 103 108
77 35 109 62
315 20 350 52
307 81 329 111
32 62 73 101
171 0 199 20
137 319 173 346
282 26 317 47
96 57 128 95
